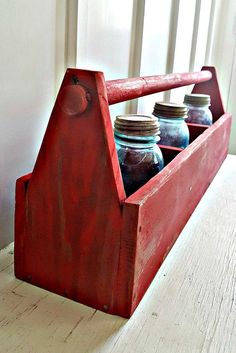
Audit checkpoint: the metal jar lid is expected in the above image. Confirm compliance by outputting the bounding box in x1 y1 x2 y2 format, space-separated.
153 102 187 118
184 93 211 106
114 114 160 136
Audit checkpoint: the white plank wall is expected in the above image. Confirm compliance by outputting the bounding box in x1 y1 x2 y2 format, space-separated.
136 0 216 109
190 0 212 71
169 0 197 102
0 155 236 352
137 0 173 115
75 0 236 156
76 0 134 120
75 0 216 113
0 0 56 249
209 0 236 154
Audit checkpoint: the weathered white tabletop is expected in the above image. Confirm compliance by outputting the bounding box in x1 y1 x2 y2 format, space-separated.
1 155 236 353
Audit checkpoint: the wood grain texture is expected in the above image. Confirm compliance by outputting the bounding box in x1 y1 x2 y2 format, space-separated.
188 123 209 143
120 113 231 316
14 67 231 317
192 66 225 121
159 145 183 166
14 173 31 278
106 70 212 105
2 155 236 352
14 69 126 314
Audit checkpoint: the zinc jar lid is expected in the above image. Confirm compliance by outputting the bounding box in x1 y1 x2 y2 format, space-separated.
184 93 211 106
114 114 160 136
153 102 187 118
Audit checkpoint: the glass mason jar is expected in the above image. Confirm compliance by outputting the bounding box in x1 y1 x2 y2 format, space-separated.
152 102 189 148
114 115 164 196
184 93 213 125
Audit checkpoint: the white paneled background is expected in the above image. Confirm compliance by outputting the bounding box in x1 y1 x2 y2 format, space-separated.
137 0 173 113
76 0 134 118
0 0 57 249
77 1 216 112
76 0 236 145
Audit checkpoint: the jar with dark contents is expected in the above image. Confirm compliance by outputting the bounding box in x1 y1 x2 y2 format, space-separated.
152 102 189 148
114 115 164 197
184 93 213 125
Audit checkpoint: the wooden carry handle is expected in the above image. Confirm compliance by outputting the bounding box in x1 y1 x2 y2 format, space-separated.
14 66 229 318
106 70 212 105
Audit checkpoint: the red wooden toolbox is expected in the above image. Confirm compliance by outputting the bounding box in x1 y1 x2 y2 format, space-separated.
14 66 231 318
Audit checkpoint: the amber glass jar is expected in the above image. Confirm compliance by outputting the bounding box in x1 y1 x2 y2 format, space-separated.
184 93 213 125
153 102 189 148
114 115 164 196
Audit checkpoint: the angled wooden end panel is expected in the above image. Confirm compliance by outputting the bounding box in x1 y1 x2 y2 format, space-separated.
14 69 125 314
125 113 231 315
192 66 225 121
111 203 140 318
14 173 32 278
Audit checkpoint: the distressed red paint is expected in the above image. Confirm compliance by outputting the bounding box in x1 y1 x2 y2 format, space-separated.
14 67 231 318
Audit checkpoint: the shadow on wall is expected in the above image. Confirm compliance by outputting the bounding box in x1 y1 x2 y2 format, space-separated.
0 0 57 249
0 96 52 249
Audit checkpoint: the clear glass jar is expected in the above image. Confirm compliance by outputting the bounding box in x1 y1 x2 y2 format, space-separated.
184 93 213 125
114 115 164 196
153 102 189 148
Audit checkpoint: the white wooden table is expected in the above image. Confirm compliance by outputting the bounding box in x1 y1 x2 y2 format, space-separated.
1 155 236 353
